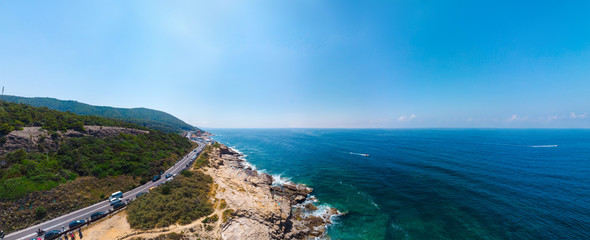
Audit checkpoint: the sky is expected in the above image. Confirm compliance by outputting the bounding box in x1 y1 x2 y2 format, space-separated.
1 1 589 128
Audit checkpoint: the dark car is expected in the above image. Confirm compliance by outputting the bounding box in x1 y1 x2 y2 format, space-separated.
135 192 147 198
152 174 161 182
44 230 61 240
90 211 105 220
165 173 172 179
68 220 85 229
112 201 126 210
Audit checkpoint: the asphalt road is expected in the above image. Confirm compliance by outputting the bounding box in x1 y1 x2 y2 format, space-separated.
4 139 206 240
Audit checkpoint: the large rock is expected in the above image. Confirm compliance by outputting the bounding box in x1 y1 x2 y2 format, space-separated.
219 145 236 155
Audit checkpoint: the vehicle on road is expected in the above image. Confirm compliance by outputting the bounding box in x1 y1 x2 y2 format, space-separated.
43 230 61 240
112 201 126 210
68 220 85 229
90 212 105 220
152 174 161 182
109 191 123 202
165 173 173 178
109 198 122 206
136 192 147 198
149 186 156 191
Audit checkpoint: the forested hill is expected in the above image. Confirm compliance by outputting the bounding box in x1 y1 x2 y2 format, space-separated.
1 95 197 133
0 100 193 199
0 101 195 231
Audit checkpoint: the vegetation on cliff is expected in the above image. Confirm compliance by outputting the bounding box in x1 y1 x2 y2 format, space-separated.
127 171 213 229
0 100 196 233
0 175 139 231
0 101 140 135
0 101 193 200
0 131 191 200
2 95 197 133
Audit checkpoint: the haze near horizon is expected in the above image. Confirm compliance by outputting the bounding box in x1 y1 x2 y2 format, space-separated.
1 1 589 128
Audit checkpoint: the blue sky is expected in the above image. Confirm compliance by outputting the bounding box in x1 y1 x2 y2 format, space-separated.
1 1 589 128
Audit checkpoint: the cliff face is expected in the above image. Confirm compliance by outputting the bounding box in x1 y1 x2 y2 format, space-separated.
208 144 339 239
0 126 148 157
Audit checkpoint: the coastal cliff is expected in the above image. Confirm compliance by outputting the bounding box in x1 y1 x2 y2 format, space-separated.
80 142 340 240
210 144 340 239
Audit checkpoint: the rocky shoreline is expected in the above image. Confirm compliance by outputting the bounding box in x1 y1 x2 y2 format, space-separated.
210 143 341 239
77 142 341 240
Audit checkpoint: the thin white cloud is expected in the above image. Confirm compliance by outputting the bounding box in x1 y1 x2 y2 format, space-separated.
508 114 518 122
570 112 587 119
546 112 587 121
398 114 416 122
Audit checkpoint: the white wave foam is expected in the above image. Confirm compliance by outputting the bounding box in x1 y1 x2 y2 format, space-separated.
271 174 292 186
349 152 370 157
391 223 410 239
242 161 257 170
529 145 558 148
229 146 245 155
358 191 380 210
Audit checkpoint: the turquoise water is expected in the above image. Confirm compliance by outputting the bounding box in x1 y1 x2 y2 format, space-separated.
210 129 590 239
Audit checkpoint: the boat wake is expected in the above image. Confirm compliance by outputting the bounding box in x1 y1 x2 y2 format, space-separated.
529 145 558 148
349 152 370 157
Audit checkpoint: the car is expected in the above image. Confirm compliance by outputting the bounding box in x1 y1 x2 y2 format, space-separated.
112 201 126 210
109 191 123 202
165 173 172 179
44 230 61 240
135 192 147 198
90 211 105 220
152 174 161 182
149 186 156 191
109 198 122 206
68 220 85 229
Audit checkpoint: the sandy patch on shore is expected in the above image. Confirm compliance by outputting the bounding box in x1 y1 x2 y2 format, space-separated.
81 211 132 240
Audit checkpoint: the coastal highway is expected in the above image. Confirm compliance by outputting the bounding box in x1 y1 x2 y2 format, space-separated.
4 140 206 240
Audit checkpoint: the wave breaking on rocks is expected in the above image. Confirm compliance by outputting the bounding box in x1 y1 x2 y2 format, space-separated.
210 143 341 239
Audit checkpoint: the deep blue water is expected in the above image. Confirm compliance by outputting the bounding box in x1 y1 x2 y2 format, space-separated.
210 129 590 239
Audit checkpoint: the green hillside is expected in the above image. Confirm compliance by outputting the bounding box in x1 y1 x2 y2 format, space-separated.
1 95 197 133
0 101 193 199
0 101 196 231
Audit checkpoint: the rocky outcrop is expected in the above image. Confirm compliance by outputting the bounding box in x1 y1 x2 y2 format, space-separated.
0 126 148 157
84 126 149 138
207 144 340 239
218 145 237 156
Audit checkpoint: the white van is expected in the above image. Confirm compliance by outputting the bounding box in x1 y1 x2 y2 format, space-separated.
109 191 123 202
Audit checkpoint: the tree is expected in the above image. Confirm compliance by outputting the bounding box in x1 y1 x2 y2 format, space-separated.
0 123 14 135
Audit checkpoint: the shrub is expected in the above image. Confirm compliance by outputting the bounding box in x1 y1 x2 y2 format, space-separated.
127 172 213 229
180 170 193 177
222 209 234 223
166 232 183 240
202 214 218 223
161 185 171 195
35 206 47 219
219 199 227 209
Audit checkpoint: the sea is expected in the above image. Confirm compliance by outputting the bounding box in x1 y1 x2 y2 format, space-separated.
209 129 590 240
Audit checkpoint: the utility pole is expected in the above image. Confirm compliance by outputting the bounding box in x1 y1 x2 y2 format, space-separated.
1 86 4 101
